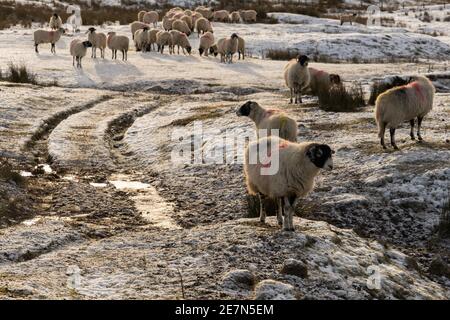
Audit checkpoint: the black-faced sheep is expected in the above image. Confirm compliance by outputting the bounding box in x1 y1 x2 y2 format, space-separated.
217 33 239 63
49 13 62 30
308 67 342 96
86 27 106 59
107 32 129 61
34 28 65 54
70 39 92 68
284 55 311 104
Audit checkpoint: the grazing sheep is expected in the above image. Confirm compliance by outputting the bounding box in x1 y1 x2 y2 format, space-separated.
162 16 174 31
181 15 194 31
244 136 334 230
196 7 214 20
217 33 239 63
236 101 298 142
284 55 311 104
213 10 230 22
86 27 106 59
191 11 203 25
375 76 435 150
195 17 213 37
107 32 129 61
198 31 214 56
172 19 191 36
143 11 159 27
49 13 62 30
134 27 149 52
138 10 146 22
340 13 357 25
241 10 257 23
237 35 245 60
169 30 191 55
184 10 193 16
308 67 342 95
130 21 150 39
209 43 218 57
34 28 65 54
147 29 159 51
70 39 92 68
230 11 241 23
156 30 173 54
173 12 185 20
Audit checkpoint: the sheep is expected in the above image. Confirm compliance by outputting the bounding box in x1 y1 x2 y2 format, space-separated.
209 43 218 57
86 27 106 59
236 101 298 142
195 17 213 37
240 10 257 23
184 10 193 17
244 136 334 231
196 7 214 20
198 31 214 56
230 11 241 23
191 11 203 25
173 12 185 20
70 39 92 68
130 21 150 40
217 33 239 63
181 15 194 31
147 29 159 51
307 67 342 96
107 32 129 61
143 11 159 27
156 30 173 54
284 55 311 104
374 75 435 150
172 19 191 36
162 16 174 31
49 13 62 30
134 27 149 52
34 28 65 54
340 13 357 26
237 35 245 60
169 30 191 55
213 10 230 22
138 10 146 22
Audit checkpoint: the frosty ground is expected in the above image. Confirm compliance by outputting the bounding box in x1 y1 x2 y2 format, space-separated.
0 12 449 299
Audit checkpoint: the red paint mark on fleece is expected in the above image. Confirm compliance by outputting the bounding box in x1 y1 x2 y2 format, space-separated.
261 141 289 168
264 109 281 118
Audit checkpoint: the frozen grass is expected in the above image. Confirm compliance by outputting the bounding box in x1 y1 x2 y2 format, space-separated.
0 160 25 187
437 193 450 239
0 62 38 85
317 82 365 112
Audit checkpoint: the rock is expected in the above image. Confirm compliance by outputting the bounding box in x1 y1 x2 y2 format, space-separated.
429 257 450 278
222 269 256 291
254 280 298 300
280 259 308 278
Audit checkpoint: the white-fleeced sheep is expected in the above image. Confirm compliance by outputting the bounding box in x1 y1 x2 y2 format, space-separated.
107 32 129 60
213 10 230 22
237 35 245 60
181 15 194 31
244 136 334 231
138 11 146 22
147 29 159 51
130 21 150 39
236 101 298 142
209 43 218 56
198 31 214 56
195 17 213 37
230 11 241 23
217 33 239 63
196 7 214 20
284 55 311 104
34 28 65 54
340 13 357 25
70 39 92 68
162 16 174 31
143 11 159 27
169 30 192 55
191 11 203 25
134 27 150 52
156 30 173 54
184 10 193 16
172 19 191 36
49 13 62 30
241 10 257 23
308 67 342 95
86 27 106 59
375 75 435 150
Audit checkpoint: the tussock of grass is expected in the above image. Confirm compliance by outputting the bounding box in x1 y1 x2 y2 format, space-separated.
0 63 37 85
368 76 410 105
317 82 365 112
168 110 223 127
0 160 25 186
438 194 450 238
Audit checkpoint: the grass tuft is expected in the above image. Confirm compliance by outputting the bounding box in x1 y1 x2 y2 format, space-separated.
317 82 365 112
0 62 38 85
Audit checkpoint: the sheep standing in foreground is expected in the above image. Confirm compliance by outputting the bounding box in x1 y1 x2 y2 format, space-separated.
86 27 106 59
70 39 92 68
236 101 298 142
308 67 341 96
237 36 245 60
230 11 241 23
195 17 213 37
130 21 150 39
143 11 159 27
375 76 435 150
284 55 310 104
134 27 150 52
198 31 214 56
156 30 173 54
107 32 129 61
169 30 192 55
34 28 65 54
244 136 334 231
340 13 357 25
49 13 62 30
241 10 257 23
172 19 191 36
217 33 239 63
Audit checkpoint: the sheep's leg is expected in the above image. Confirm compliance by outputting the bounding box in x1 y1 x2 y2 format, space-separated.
289 88 293 104
379 123 387 149
390 128 398 150
277 198 283 226
73 56 75 67
35 44 39 53
410 119 415 140
258 193 266 224
417 116 424 141
122 50 125 61
51 43 55 54
282 197 292 231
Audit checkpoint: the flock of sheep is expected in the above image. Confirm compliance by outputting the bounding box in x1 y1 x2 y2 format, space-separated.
33 7 436 232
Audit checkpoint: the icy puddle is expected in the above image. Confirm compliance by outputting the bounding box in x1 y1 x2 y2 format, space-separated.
109 175 180 230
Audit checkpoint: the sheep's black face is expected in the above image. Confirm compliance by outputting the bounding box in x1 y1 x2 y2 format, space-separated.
306 144 334 171
199 48 204 56
186 46 192 54
231 33 238 39
53 13 58 18
83 41 93 48
297 55 309 67
88 27 96 33
236 101 253 117
330 74 341 84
